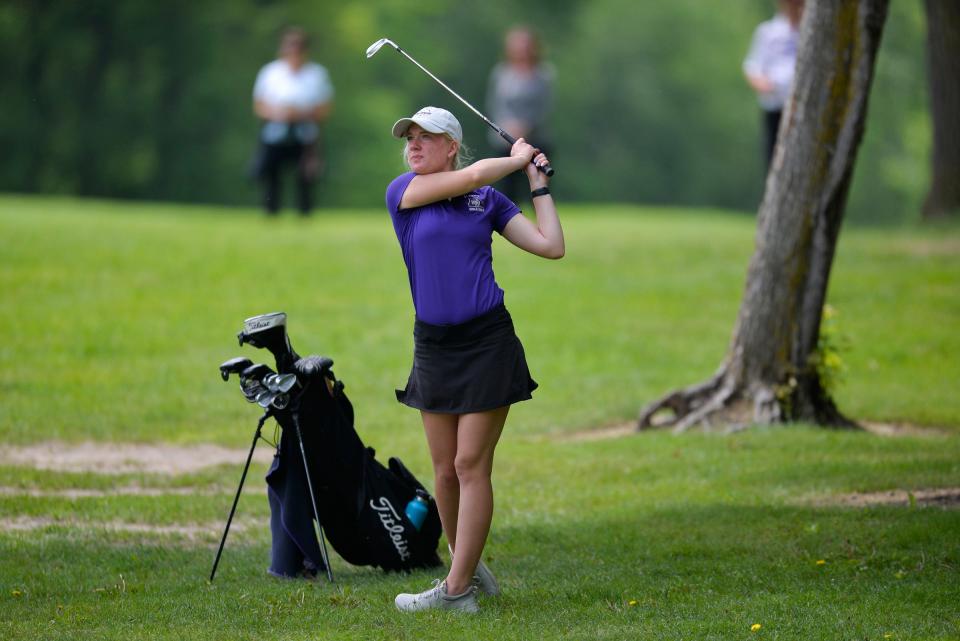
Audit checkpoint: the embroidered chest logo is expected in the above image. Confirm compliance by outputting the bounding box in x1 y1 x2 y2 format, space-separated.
466 193 484 213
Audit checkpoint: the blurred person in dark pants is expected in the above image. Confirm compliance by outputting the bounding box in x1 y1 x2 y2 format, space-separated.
252 27 333 215
743 0 804 170
485 26 554 204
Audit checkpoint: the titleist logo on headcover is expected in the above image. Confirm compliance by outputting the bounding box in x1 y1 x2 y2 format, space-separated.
370 497 411 561
243 313 285 332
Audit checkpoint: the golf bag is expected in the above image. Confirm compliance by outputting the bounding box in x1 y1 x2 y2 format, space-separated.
220 312 443 576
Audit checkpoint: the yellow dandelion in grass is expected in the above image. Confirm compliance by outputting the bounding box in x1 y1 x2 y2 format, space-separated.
751 623 762 632
11 589 22 597
883 634 893 639
628 599 638 606
816 559 826 566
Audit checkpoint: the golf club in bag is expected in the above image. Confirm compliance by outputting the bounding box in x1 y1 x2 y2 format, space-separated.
210 312 443 582
365 37 555 176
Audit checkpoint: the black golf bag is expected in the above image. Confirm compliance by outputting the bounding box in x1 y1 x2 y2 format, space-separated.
221 312 443 576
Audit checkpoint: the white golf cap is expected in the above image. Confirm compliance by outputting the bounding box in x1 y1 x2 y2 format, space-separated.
392 106 462 143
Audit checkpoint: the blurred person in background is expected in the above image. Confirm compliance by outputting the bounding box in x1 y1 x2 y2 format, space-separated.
485 26 554 203
252 27 333 216
743 0 804 170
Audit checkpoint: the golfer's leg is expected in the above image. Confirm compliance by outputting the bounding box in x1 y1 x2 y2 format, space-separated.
421 411 460 551
446 406 508 595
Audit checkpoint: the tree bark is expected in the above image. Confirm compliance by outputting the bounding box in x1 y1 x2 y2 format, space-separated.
922 0 960 219
639 0 889 432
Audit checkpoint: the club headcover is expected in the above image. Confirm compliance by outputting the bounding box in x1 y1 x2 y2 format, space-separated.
237 312 300 372
219 357 254 381
293 355 334 380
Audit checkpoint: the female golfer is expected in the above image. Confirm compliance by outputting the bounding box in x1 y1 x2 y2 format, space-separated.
387 106 564 613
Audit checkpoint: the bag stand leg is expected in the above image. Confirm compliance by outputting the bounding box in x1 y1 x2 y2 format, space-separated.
292 411 335 583
210 410 271 582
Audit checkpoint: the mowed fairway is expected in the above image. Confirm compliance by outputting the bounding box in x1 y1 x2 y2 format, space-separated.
1 196 958 640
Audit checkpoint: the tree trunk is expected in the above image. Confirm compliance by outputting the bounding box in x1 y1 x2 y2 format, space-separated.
639 0 889 432
922 0 960 219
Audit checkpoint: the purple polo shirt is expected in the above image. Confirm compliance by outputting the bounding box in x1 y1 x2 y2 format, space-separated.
386 171 521 325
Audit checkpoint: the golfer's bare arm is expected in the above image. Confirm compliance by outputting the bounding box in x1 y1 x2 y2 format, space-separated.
400 156 527 209
401 137 543 209
502 194 564 260
499 144 563 259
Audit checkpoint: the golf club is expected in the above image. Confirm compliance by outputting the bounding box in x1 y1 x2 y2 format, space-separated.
290 407 334 583
366 37 555 177
242 383 265 403
264 373 298 394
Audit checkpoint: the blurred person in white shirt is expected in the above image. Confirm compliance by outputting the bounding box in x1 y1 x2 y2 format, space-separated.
252 27 334 215
743 0 803 170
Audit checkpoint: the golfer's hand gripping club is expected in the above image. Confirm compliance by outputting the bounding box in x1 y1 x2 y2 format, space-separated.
498 131 554 177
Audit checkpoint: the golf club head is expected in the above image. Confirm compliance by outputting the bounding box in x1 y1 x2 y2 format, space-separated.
240 363 274 382
254 390 290 410
241 381 265 403
219 357 253 381
255 389 279 408
263 373 298 394
240 363 274 403
365 38 396 58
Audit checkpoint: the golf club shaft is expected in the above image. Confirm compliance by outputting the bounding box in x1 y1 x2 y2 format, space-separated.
389 43 554 177
291 410 335 583
210 412 269 582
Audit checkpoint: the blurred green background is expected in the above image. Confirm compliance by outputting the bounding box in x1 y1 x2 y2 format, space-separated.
0 0 929 222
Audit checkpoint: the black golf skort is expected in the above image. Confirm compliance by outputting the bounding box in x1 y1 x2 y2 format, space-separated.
396 304 538 414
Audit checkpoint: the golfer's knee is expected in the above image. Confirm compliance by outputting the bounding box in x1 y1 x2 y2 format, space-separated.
433 463 458 490
453 453 489 485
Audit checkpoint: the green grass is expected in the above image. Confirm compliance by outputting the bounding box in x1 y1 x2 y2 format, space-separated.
1 196 958 640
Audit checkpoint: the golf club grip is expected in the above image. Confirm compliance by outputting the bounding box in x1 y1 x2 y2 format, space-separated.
498 131 555 177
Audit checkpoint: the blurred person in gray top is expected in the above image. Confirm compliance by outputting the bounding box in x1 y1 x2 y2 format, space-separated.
486 26 554 203
743 0 803 170
252 27 334 215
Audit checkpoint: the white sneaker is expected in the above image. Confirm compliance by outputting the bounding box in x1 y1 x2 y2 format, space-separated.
448 544 501 596
395 579 480 613
472 559 501 596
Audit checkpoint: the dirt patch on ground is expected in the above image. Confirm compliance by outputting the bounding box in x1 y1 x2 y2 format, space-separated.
0 441 275 475
0 515 255 540
0 485 226 498
552 422 637 442
860 421 950 437
890 237 960 258
821 487 960 509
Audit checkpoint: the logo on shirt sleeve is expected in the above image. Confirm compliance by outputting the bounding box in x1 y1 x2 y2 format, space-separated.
466 192 484 213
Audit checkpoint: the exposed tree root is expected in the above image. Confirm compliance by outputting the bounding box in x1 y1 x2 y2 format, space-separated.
638 366 859 433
